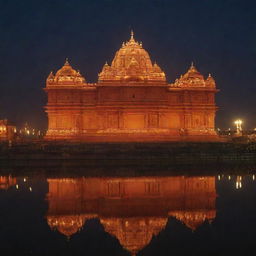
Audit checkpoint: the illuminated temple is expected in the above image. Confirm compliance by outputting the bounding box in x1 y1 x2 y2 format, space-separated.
46 176 216 255
45 32 218 142
0 176 16 190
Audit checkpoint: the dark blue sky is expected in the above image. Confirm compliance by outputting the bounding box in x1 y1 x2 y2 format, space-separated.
0 0 256 129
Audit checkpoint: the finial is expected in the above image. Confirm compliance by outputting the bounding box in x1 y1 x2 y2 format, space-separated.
131 30 134 39
129 30 136 42
47 71 54 79
208 73 212 77
65 58 69 65
105 61 108 66
191 61 194 68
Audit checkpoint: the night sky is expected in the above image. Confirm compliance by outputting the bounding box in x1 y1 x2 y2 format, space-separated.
0 0 256 130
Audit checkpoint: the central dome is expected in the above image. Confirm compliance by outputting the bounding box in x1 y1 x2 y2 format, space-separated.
98 31 166 84
101 217 167 255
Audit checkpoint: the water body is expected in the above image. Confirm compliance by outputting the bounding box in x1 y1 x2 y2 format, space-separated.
0 170 256 256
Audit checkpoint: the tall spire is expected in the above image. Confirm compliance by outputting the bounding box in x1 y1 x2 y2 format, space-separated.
131 30 134 40
189 61 198 72
64 58 70 66
129 30 135 43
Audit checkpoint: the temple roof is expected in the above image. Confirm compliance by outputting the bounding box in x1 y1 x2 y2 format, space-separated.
170 210 216 231
47 215 85 237
98 31 166 84
46 59 86 86
100 217 167 255
205 73 216 87
171 63 216 88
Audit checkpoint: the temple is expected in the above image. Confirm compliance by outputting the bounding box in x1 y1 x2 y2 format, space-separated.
46 176 216 255
45 32 218 142
0 176 16 190
0 119 16 141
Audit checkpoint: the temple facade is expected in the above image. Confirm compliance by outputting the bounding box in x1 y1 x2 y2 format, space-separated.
0 119 16 141
46 176 216 255
45 32 218 142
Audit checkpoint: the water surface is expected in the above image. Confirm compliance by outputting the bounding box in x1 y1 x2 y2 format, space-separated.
0 171 256 256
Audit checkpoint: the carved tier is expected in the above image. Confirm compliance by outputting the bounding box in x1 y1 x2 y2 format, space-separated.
98 31 166 84
46 59 86 87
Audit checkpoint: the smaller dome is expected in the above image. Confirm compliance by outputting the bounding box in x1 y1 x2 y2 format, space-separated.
172 63 207 88
205 74 216 88
184 63 204 79
170 210 216 231
47 215 85 237
46 59 86 86
55 59 78 77
153 63 162 73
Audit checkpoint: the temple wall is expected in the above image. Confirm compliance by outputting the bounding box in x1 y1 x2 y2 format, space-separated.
98 86 168 103
45 87 217 140
47 176 216 214
159 112 181 128
80 110 183 130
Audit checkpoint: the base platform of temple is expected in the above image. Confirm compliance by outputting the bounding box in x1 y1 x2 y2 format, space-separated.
45 133 222 142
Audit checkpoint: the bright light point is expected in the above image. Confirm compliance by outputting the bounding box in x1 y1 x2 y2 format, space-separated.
234 119 243 132
218 175 221 180
235 176 242 189
24 178 27 182
228 176 231 180
234 119 242 125
29 187 32 192
16 184 19 189
253 175 255 181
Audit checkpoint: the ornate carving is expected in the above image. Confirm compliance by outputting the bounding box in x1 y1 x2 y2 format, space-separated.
171 63 216 88
46 59 86 87
47 215 85 237
98 31 166 84
205 73 216 88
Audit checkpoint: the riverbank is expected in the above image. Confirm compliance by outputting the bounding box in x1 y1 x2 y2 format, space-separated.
1 141 256 169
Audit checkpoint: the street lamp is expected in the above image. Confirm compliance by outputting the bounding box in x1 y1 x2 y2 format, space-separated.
234 119 243 133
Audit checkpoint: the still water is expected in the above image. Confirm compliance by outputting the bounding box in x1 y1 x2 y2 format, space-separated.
0 172 256 256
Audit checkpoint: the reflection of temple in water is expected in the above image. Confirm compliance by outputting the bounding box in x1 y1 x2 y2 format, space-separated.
46 176 216 255
0 176 16 190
